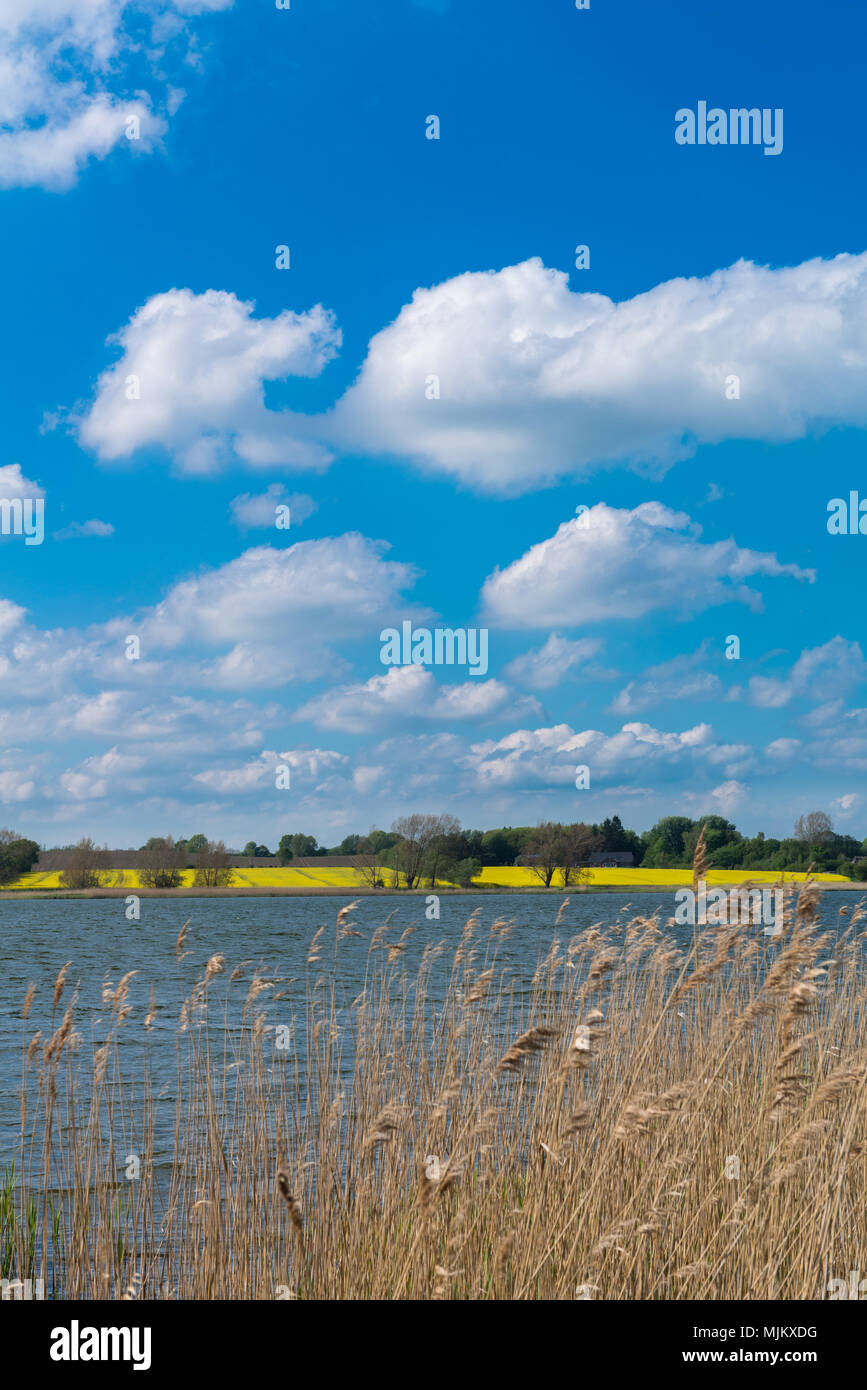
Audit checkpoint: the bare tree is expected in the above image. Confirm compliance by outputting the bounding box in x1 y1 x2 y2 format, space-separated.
59 837 108 890
357 833 387 889
794 811 834 847
138 835 186 889
193 840 234 887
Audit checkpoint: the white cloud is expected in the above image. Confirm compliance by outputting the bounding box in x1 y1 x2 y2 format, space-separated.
707 779 749 816
71 251 867 493
609 645 730 715
59 747 144 799
610 672 724 716
0 465 46 546
327 252 867 494
0 769 35 802
352 764 385 794
54 518 114 540
0 2 230 190
831 792 860 818
295 663 539 734
503 634 606 691
765 738 802 760
482 503 813 629
463 718 716 790
0 533 424 723
194 747 347 794
137 533 420 662
0 463 44 501
0 599 27 642
230 486 317 531
749 638 867 709
77 289 340 473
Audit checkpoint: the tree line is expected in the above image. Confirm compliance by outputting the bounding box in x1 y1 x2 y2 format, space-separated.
4 807 865 891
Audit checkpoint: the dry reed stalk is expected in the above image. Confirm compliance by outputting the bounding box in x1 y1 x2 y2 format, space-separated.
6 892 866 1301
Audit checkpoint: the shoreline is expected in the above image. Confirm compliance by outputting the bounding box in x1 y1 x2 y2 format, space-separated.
1 881 865 900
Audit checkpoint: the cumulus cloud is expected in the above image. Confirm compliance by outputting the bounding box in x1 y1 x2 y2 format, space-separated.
0 599 27 642
0 533 423 716
0 462 43 495
326 252 867 494
482 503 813 629
463 719 716 790
295 663 540 734
71 251 867 492
0 1 230 190
136 533 421 665
77 289 341 473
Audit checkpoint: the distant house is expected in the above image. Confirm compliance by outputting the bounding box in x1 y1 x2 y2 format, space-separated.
520 850 635 869
580 851 635 868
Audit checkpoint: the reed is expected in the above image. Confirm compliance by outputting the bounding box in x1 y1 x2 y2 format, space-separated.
5 886 867 1300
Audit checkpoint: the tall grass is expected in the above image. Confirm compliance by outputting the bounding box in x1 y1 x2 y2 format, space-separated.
4 883 867 1300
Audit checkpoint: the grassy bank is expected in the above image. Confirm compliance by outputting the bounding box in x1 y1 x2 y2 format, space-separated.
3 882 867 1299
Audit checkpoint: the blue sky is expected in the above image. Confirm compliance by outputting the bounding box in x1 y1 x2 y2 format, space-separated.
0 0 865 849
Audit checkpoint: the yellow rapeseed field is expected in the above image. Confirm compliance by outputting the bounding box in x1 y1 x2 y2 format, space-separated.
0 864 850 890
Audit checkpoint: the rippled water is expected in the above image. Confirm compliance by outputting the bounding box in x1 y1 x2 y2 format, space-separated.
1 889 860 1161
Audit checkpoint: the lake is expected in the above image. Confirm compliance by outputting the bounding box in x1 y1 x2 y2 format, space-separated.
1 889 861 1161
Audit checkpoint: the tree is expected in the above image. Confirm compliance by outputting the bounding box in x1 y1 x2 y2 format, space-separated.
186 833 208 855
337 833 361 855
597 814 629 851
423 813 461 887
560 822 602 886
255 844 271 857
357 833 388 888
682 816 741 866
243 840 258 857
276 832 318 863
453 857 481 888
794 812 834 847
137 835 185 889
193 840 234 887
365 828 397 855
60 837 108 890
520 822 566 888
594 815 645 864
390 814 460 889
0 829 40 885
640 816 695 867
481 827 532 866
